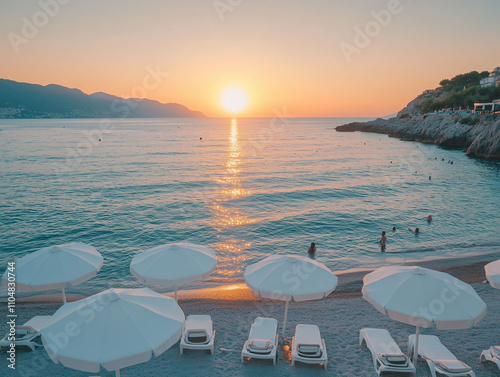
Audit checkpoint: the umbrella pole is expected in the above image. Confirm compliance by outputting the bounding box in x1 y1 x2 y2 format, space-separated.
174 285 178 302
115 369 120 377
282 301 289 339
412 326 420 364
62 287 67 304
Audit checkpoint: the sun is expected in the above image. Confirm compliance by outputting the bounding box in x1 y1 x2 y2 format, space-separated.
220 87 248 114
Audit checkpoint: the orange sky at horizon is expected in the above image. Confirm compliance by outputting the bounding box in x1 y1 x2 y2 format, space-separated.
1 0 499 117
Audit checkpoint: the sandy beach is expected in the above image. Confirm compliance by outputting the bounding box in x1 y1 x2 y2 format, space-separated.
2 254 500 377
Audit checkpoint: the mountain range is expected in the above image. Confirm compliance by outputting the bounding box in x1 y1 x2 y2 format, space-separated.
0 79 205 118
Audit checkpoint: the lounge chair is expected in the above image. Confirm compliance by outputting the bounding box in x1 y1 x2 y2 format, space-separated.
408 334 475 377
290 324 328 370
241 317 278 365
180 315 215 355
0 316 51 351
360 328 415 375
480 346 500 369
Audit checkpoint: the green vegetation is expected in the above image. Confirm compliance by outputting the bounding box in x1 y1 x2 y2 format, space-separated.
420 70 500 114
458 116 480 125
439 71 489 90
398 113 410 119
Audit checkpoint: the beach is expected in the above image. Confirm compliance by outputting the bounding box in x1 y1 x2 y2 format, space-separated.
2 254 500 377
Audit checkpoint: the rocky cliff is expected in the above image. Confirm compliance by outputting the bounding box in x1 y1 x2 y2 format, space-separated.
336 115 500 160
397 88 448 117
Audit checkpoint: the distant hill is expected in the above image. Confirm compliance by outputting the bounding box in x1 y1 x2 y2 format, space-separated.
0 79 205 118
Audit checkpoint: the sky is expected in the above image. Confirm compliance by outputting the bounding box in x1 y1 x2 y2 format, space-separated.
0 0 499 117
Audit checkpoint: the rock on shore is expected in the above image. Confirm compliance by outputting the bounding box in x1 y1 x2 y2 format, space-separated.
336 115 500 160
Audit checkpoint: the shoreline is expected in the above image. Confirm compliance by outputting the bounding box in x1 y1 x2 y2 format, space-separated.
335 114 500 160
5 250 498 304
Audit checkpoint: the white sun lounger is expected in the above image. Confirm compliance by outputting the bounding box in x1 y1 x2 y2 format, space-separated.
180 315 215 355
291 324 328 370
408 334 475 377
360 328 415 375
241 317 279 365
480 346 500 369
0 316 52 351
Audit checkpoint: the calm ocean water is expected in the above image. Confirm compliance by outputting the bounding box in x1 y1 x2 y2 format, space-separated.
1 117 499 296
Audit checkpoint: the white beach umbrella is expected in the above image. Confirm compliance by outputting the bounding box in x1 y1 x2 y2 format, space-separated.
485 260 500 289
41 288 184 377
1 242 103 303
130 242 217 302
244 254 338 338
362 265 486 363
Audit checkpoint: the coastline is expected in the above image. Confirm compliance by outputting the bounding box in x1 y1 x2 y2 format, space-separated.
336 114 500 160
167 249 500 301
5 250 499 304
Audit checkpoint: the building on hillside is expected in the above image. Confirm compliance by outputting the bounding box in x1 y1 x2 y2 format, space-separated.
480 67 500 88
473 99 500 114
480 76 495 87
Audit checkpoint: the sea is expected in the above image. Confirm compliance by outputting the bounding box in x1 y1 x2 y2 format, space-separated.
1 117 499 296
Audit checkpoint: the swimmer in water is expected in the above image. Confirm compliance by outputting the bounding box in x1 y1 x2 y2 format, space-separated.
408 227 420 234
427 215 432 222
307 242 316 254
379 231 387 251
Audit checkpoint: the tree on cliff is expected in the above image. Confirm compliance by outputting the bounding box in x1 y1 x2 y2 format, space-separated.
420 85 500 114
439 71 490 89
413 70 499 114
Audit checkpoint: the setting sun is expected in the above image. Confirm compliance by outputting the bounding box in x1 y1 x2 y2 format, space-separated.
220 87 248 114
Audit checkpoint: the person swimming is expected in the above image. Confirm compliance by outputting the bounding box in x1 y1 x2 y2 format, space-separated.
408 227 420 234
379 231 387 251
427 215 432 222
308 242 316 254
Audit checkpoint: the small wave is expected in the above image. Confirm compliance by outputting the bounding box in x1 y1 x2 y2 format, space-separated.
378 241 500 255
146 152 189 155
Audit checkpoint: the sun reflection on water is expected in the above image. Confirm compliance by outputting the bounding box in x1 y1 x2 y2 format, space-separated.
215 120 251 200
209 119 254 279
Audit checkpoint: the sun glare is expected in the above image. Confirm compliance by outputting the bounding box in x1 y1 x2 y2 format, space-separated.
220 87 248 114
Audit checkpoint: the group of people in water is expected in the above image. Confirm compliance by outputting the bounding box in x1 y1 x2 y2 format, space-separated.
379 215 432 251
306 215 432 256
